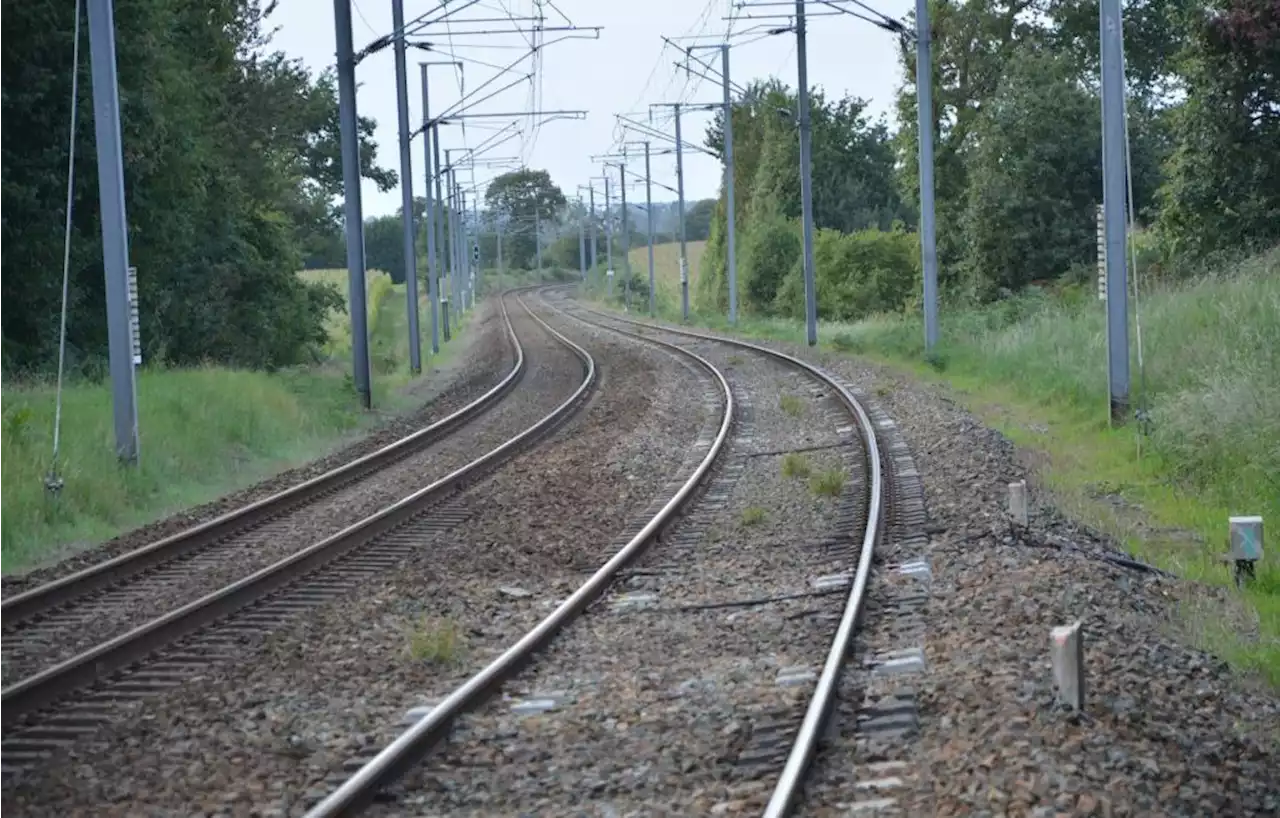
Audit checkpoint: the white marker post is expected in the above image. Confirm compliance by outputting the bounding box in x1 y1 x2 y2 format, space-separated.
1008 480 1029 527
1050 621 1085 711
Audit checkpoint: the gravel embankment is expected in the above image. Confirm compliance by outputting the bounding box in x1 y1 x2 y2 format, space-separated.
3 300 715 817
373 309 872 817
2 299 581 686
572 301 1280 818
2 299 513 592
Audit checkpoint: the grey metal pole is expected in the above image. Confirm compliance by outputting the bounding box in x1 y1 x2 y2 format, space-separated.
392 0 421 374
87 0 140 462
455 184 466 315
578 202 587 280
418 66 439 354
471 194 480 307
445 164 457 325
722 45 738 325
497 218 504 275
535 209 543 279
588 184 599 272
335 0 373 405
432 123 448 334
619 158 630 307
604 173 614 297
457 187 466 313
1100 0 1130 422
674 102 690 321
915 0 939 352
645 141 656 317
795 0 818 346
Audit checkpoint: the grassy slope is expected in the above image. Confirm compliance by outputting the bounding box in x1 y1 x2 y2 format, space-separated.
2 270 452 573
595 242 1280 685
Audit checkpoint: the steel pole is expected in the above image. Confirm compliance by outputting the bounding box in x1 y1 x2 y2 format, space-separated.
722 45 738 325
578 202 587 281
605 174 614 297
432 124 448 332
335 0 373 404
392 0 421 373
619 159 630 308
675 102 689 321
86 0 140 462
535 208 543 280
588 184 599 272
796 0 818 346
915 0 939 352
419 66 439 354
1100 0 1131 422
645 142 656 317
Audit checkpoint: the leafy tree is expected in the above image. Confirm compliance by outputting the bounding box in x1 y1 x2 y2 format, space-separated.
484 169 567 269
685 199 716 241
1157 0 1280 257
960 46 1102 294
1 0 394 373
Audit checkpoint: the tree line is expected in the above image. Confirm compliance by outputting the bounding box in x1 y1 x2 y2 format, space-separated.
697 0 1279 321
2 0 393 375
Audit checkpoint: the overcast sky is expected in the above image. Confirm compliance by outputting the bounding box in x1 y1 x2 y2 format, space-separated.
267 0 913 217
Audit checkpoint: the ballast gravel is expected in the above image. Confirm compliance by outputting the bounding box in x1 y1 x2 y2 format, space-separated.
2 297 714 817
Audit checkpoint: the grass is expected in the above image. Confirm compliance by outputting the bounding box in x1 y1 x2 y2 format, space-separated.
779 394 806 417
1 268 476 573
781 452 812 479
405 616 464 664
810 469 847 498
581 240 708 311
587 243 1280 686
740 506 767 526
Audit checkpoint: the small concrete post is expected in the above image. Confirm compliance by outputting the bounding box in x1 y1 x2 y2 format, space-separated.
1050 620 1085 711
1008 480 1029 527
1229 516 1263 587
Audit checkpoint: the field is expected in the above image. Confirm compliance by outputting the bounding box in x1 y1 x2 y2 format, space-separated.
2 269 459 573
592 244 1280 684
580 240 707 311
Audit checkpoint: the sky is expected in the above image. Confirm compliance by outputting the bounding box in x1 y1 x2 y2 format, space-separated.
266 0 915 217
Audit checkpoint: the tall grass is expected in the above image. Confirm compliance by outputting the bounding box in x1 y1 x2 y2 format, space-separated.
2 269 460 572
1 367 365 571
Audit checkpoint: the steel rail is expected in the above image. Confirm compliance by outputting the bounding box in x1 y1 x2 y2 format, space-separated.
1 290 596 728
2 298 528 625
303 295 736 818
562 296 885 818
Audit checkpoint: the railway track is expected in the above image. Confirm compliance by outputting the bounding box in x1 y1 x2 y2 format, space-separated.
303 289 891 817
0 289 597 775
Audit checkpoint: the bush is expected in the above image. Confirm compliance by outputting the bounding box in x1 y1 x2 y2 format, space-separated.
774 226 919 321
741 213 803 314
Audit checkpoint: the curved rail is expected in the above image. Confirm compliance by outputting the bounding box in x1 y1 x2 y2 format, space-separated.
303 299 737 818
558 295 885 818
1 291 596 729
3 298 528 625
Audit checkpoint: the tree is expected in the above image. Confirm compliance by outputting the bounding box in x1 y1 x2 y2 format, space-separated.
1157 0 1280 257
484 169 567 269
685 199 716 241
0 0 395 373
960 46 1102 294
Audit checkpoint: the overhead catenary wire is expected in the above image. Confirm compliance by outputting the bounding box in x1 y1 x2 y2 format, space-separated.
48 0 84 496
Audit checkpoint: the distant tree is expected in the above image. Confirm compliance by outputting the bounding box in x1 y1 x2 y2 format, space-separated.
960 46 1101 295
484 169 567 269
685 199 716 241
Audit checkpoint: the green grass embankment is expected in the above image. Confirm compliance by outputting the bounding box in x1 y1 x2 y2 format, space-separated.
590 242 1280 685
2 269 464 573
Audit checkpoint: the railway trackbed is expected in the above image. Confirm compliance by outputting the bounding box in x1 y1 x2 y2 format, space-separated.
300 289 902 818
1 289 597 774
